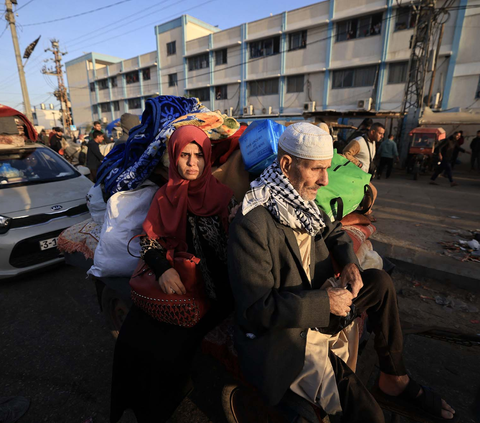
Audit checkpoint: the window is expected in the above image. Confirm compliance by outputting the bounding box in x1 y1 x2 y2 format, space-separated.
167 41 176 56
287 75 304 93
112 101 120 111
336 13 383 42
395 7 417 31
388 62 409 84
188 87 210 102
249 37 280 59
288 31 307 51
142 68 151 81
89 82 95 92
0 148 78 188
476 76 480 99
249 78 279 96
215 49 227 66
128 98 141 109
188 53 209 71
215 85 227 100
126 71 139 84
98 79 108 90
332 65 378 89
100 103 109 112
110 76 117 88
168 73 177 87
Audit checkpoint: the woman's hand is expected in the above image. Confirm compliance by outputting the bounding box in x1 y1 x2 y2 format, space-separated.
158 268 186 295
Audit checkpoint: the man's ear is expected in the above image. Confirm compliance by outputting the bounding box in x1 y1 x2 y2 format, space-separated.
279 154 293 177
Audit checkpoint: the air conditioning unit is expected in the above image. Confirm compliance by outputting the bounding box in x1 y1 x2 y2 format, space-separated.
261 106 272 115
243 105 254 115
303 101 316 112
357 98 372 111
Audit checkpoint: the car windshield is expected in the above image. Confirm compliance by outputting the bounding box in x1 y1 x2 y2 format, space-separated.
0 147 79 188
412 134 435 148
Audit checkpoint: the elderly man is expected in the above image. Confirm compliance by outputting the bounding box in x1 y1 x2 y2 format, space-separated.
228 123 455 423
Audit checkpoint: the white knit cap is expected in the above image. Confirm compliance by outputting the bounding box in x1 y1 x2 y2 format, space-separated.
279 122 333 160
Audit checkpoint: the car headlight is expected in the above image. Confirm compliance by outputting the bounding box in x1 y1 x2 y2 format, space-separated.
0 215 12 234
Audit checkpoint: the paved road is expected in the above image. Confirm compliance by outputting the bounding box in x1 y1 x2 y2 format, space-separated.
0 263 229 423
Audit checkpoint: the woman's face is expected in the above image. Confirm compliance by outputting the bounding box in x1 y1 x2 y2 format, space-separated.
177 142 205 181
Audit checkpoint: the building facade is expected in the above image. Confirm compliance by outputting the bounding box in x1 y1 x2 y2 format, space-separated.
66 0 480 131
32 105 63 130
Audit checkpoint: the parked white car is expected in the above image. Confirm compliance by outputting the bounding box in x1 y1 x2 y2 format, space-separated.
0 143 92 279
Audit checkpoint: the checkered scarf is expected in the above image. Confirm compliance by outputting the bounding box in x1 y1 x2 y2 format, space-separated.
242 160 325 236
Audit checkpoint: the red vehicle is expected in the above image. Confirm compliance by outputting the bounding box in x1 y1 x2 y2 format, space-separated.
407 127 446 180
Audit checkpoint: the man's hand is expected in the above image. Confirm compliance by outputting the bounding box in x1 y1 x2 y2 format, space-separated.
158 268 186 295
340 263 363 298
327 287 353 317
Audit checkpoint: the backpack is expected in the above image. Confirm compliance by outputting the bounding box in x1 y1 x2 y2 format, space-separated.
315 150 372 222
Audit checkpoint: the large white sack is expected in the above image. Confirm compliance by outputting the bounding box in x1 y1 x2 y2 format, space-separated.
87 181 159 278
86 185 107 225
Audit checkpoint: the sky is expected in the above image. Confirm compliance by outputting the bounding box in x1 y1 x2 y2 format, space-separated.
0 0 321 114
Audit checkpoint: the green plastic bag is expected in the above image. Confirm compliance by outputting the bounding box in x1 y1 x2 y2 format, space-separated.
315 151 372 222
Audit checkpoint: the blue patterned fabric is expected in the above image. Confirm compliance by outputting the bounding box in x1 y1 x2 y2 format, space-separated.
96 96 208 196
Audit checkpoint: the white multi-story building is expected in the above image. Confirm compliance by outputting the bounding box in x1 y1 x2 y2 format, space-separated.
66 0 480 131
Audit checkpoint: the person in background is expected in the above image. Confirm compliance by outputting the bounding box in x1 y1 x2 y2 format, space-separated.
470 130 480 170
377 134 399 179
89 120 112 143
430 132 469 187
346 118 373 143
36 129 49 146
450 130 464 169
49 127 64 153
86 130 104 182
343 122 385 175
113 113 140 147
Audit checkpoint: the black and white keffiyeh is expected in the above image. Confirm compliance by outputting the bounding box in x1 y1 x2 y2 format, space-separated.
242 160 325 236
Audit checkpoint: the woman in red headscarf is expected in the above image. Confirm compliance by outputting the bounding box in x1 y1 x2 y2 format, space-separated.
110 126 237 423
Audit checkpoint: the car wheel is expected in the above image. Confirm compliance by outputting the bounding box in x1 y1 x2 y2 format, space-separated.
101 286 129 339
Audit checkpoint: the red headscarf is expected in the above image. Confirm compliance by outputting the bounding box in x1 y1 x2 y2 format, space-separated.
143 125 233 251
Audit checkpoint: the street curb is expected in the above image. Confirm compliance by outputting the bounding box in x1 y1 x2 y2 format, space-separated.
371 239 480 292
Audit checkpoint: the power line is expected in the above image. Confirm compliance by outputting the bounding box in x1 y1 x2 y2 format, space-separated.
62 0 178 50
22 0 132 26
15 0 36 12
67 0 219 54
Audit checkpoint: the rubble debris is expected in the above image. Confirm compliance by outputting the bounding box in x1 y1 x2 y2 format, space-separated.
435 295 479 312
439 238 480 263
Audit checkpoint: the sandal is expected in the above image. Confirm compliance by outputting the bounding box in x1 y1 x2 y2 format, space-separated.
371 378 458 422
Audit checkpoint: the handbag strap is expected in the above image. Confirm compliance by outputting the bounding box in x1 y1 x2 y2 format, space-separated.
126 234 144 258
330 197 344 222
358 185 373 214
363 135 374 164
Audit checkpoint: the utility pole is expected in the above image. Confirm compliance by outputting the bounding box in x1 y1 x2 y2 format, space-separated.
398 0 437 163
5 0 33 121
42 39 73 135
